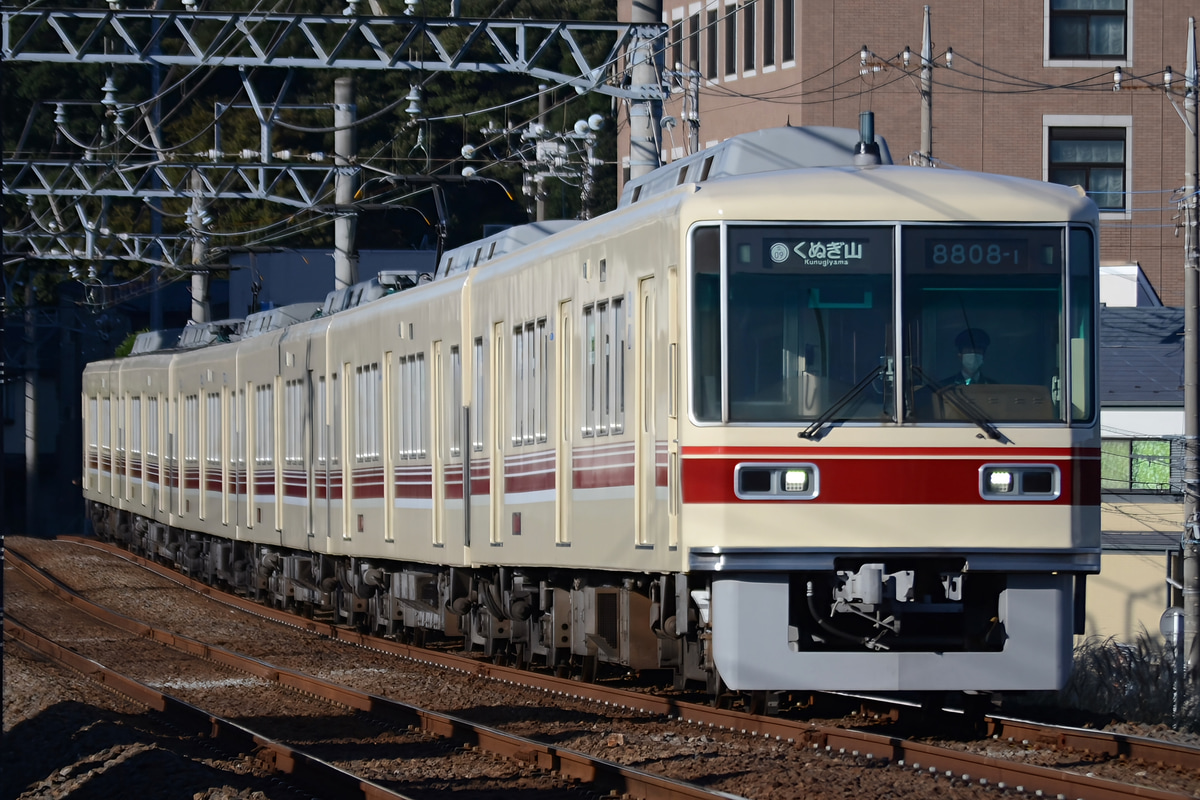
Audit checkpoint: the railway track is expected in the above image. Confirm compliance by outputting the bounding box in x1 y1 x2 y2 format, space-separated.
7 535 1200 800
5 547 753 800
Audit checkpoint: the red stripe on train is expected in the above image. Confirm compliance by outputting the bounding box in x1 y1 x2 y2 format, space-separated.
682 445 1100 458
681 456 1100 505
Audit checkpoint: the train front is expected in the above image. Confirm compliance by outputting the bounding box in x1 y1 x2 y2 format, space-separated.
678 169 1101 693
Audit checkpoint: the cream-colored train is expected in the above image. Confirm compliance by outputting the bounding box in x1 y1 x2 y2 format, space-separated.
83 121 1101 699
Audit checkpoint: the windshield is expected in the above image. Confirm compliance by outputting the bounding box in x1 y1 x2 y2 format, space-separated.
692 225 894 423
689 223 1093 426
901 227 1065 423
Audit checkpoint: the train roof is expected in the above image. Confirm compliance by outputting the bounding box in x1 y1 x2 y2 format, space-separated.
177 318 245 349
318 269 432 317
619 126 894 208
130 328 185 355
243 302 323 339
438 219 580 278
675 161 1097 224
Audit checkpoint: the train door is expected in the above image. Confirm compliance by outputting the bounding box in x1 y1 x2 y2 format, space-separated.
668 267 680 548
341 362 353 541
636 278 656 546
383 353 395 543
245 382 255 530
232 387 245 534
432 340 445 545
556 301 572 543
219 387 230 526
306 369 318 539
469 336 486 548
491 322 505 544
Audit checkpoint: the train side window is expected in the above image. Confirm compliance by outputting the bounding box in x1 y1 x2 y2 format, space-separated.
330 374 341 467
356 363 381 461
397 355 425 459
116 395 126 469
255 385 274 467
101 396 110 466
691 226 722 421
416 354 427 458
185 394 199 467
317 377 328 466
130 396 142 460
146 396 158 461
473 337 485 452
450 346 462 457
284 381 302 466
1068 227 1096 422
598 300 610 436
582 305 596 437
87 396 99 460
512 324 526 446
612 297 625 434
536 318 548 443
207 391 223 467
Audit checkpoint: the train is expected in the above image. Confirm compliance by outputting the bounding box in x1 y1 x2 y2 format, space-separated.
82 118 1102 700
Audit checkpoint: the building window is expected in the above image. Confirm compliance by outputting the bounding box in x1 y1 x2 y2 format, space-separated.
742 2 755 72
706 9 718 79
763 0 775 68
724 2 737 76
671 18 683 69
781 0 794 62
1101 438 1173 492
688 13 700 70
1049 0 1126 60
1048 127 1126 211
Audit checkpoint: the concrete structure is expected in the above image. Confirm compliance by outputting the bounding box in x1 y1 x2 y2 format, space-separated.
619 0 1194 306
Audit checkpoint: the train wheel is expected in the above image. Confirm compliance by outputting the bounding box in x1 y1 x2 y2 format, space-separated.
581 654 598 683
708 672 733 709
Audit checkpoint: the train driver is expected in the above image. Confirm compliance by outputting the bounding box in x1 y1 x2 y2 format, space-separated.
942 327 994 386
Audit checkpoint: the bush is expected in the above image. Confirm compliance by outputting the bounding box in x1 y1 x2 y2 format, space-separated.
1057 633 1200 733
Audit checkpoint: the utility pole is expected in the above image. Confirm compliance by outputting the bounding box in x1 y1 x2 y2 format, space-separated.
333 77 359 291
537 85 548 222
190 169 211 324
628 0 664 180
1182 18 1200 684
919 5 933 167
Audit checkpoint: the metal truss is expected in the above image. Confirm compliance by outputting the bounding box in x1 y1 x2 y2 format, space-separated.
2 9 665 100
12 229 201 270
5 159 340 210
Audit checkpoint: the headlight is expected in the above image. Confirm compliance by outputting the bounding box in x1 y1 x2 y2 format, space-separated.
985 469 1014 493
735 463 819 500
980 464 1060 500
783 469 810 492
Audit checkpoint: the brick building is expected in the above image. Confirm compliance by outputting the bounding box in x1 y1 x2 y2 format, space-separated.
617 0 1194 306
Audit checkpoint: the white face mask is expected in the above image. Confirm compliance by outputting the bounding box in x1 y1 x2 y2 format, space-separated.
961 353 984 375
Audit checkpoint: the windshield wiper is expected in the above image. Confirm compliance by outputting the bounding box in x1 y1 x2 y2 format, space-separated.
910 365 1006 442
798 365 884 440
